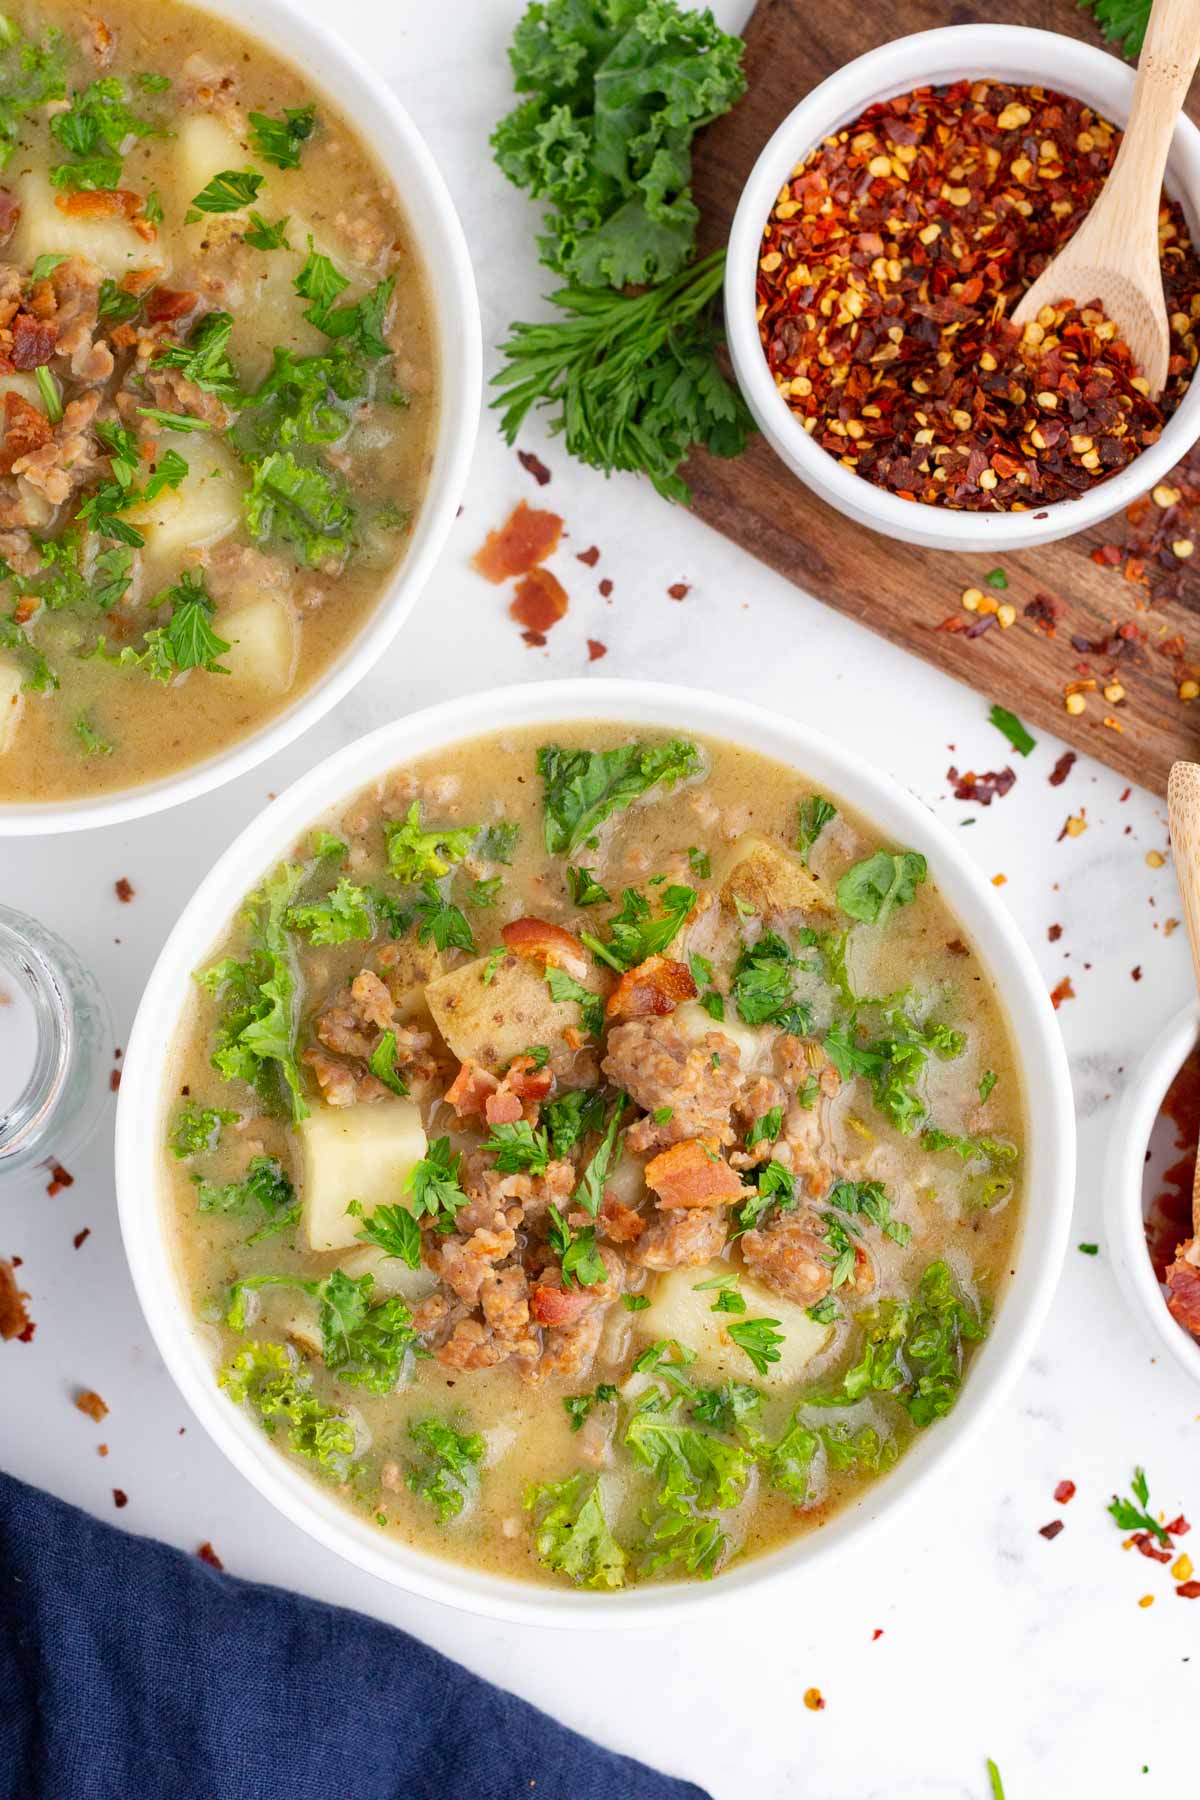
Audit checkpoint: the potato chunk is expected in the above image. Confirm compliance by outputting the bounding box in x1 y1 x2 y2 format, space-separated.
214 597 297 693
719 835 833 919
128 436 244 560
637 1260 831 1388
299 1099 426 1251
337 1244 437 1303
175 115 254 214
426 951 602 1081
0 658 23 753
10 176 147 274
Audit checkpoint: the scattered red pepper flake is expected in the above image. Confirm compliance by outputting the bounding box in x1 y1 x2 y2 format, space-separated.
521 629 546 648
72 1227 90 1250
1132 1532 1173 1564
1132 965 1143 981
1048 751 1077 787
97 1443 108 1457
115 877 134 903
803 1687 825 1712
112 1488 128 1509
1048 923 1063 941
1025 594 1060 635
1050 976 1076 1008
667 582 690 601
0 1258 31 1342
598 577 613 597
1054 1480 1076 1504
516 449 551 486
947 765 1015 805
510 567 568 634
576 545 600 566
472 501 563 584
1039 1520 1064 1540
109 1068 121 1091
197 1541 224 1571
586 639 607 662
1166 1514 1191 1536
45 1160 73 1196
871 1628 884 1641
1177 1580 1200 1597
74 1389 108 1423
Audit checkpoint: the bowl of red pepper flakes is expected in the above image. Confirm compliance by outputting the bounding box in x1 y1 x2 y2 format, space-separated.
724 25 1200 552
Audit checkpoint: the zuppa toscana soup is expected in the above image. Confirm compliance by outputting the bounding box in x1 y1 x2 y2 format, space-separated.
0 0 436 802
164 727 1024 1590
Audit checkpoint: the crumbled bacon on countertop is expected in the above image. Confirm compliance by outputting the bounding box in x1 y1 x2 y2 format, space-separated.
73 1228 91 1249
599 577 613 597
510 567 568 635
1048 752 1077 787
1054 1480 1076 1504
115 877 134 902
472 500 563 583
576 545 600 566
45 1160 74 1196
1050 977 1075 1008
1039 1520 1064 1540
74 1389 108 1423
947 765 1015 805
112 1489 128 1508
587 639 607 661
197 1542 224 1570
0 1258 32 1341
667 582 689 601
517 449 551 486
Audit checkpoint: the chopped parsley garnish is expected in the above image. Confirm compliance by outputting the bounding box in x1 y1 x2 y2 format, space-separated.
244 211 291 251
537 739 702 855
796 794 837 862
545 963 603 1036
285 876 372 945
687 845 711 878
367 1031 410 1098
347 1198 422 1269
730 931 810 1034
186 167 265 220
725 1315 784 1374
249 103 317 170
404 1136 468 1228
48 75 159 192
96 569 230 681
475 819 520 863
567 863 610 906
547 1204 608 1287
1107 1465 1172 1546
35 365 61 423
745 1107 782 1149
564 1383 618 1430
733 1157 795 1237
466 875 502 908
826 1177 911 1246
406 1416 485 1525
989 703 1036 757
979 1069 998 1103
571 1098 624 1216
73 709 112 756
484 1119 551 1175
837 849 927 926
97 278 139 323
170 1102 237 1158
136 71 171 92
543 1086 607 1156
155 310 240 400
622 1293 650 1312
806 1295 839 1326
137 406 213 432
582 882 696 973
30 252 68 284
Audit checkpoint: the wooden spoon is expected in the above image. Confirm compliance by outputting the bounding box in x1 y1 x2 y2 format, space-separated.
1012 0 1200 399
1167 758 1200 1237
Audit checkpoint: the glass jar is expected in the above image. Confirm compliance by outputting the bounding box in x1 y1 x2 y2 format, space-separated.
0 905 113 1176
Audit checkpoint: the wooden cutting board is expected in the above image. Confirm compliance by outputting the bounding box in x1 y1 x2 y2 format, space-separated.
687 0 1200 794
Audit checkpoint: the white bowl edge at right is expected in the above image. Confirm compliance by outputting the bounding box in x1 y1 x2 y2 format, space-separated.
1104 1000 1200 1386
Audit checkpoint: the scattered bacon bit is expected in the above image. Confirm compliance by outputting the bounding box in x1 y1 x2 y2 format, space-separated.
521 629 546 648
55 187 143 220
871 1629 884 1641
145 286 199 325
667 582 690 601
517 449 551 486
197 1541 224 1571
510 566 568 634
1039 1520 1064 1539
1132 1532 1173 1563
115 877 134 902
472 500 563 583
445 1058 498 1119
1132 965 1143 982
505 1055 554 1103
606 955 697 1023
11 593 36 624
46 1160 74 1196
598 578 613 597
0 188 20 248
1048 923 1063 941
576 545 600 567
1054 1480 1076 1504
1048 751 1077 787
112 1488 128 1508
501 917 590 982
0 1258 31 1342
1050 977 1076 1008
97 1443 108 1457
0 391 52 474
484 1087 524 1125
1165 1239 1200 1336
587 638 607 661
10 311 58 369
109 1068 121 1091
74 1389 108 1423
530 1282 591 1328
73 1227 91 1250
599 1194 645 1242
644 1139 749 1210
1167 1515 1191 1536
803 1688 825 1712
947 765 1015 805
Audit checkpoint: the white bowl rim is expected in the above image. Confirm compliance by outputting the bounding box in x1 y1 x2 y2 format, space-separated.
1103 998 1200 1385
0 0 481 837
724 24 1200 551
115 676 1077 1629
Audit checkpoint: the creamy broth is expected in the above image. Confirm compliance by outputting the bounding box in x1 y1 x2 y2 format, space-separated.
0 0 436 802
164 726 1025 1591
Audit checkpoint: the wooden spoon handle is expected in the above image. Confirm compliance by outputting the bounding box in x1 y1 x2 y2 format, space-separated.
1167 759 1200 1233
1102 0 1200 248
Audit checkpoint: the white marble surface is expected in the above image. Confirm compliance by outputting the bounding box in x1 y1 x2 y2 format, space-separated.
2 3 1198 1795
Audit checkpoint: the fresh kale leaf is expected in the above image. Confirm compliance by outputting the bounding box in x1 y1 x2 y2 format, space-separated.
385 801 476 882
243 448 354 567
837 850 927 927
407 1416 485 1524
219 1340 356 1474
525 1471 627 1588
537 738 702 854
200 861 309 1121
285 876 373 945
171 1102 237 1158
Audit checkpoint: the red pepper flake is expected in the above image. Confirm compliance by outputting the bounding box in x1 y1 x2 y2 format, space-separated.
521 630 546 648
1132 965 1143 981
510 567 568 634
1054 1480 1076 1504
1050 976 1076 1008
112 1488 128 1509
586 639 607 662
1166 1514 1191 1536
97 1443 108 1457
1039 1520 1064 1540
803 1687 825 1712
0 1257 31 1342
598 578 613 598
871 1628 884 1641
197 1541 224 1571
1177 1580 1200 1597
963 613 997 639
115 877 134 903
1048 923 1063 941
45 1160 73 1196
516 449 551 487
667 582 690 601
947 765 1015 805
472 501 563 584
756 81 1200 511
1048 751 1077 787
109 1068 121 1092
72 1227 91 1250
1132 1531 1173 1563
74 1389 108 1423
1025 594 1060 635
576 545 600 566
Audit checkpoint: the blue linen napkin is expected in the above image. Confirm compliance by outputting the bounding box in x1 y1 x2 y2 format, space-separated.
0 1469 711 1800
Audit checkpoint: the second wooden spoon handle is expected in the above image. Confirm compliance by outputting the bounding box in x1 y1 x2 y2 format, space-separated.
1167 759 1200 1232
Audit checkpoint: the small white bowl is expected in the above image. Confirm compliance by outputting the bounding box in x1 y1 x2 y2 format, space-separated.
116 678 1076 1627
1104 1000 1200 1386
0 0 480 837
724 25 1200 554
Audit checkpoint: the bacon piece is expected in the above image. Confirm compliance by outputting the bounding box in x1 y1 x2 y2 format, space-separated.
506 1054 554 1103
644 1138 749 1209
501 916 589 982
599 1193 645 1242
510 567 568 633
146 287 199 324
530 1282 592 1328
0 189 19 247
0 1258 31 1341
1166 1237 1200 1338
472 500 563 583
484 1087 523 1125
55 188 143 220
10 312 57 369
0 391 52 474
75 1390 109 1422
445 1058 498 1119
606 955 697 1023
